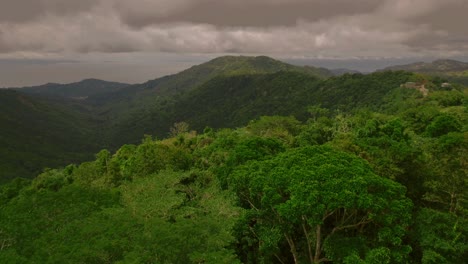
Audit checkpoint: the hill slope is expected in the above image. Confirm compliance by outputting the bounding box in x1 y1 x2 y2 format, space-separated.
108 70 414 146
1 56 332 180
89 56 332 111
12 79 129 99
1 82 465 263
1 56 430 179
382 59 468 85
89 55 334 144
382 59 468 73
0 90 103 182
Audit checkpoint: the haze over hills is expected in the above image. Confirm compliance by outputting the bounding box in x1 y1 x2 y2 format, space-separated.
382 59 468 73
330 68 362 76
381 59 468 85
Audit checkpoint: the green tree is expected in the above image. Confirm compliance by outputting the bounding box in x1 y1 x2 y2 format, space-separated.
232 146 412 263
120 169 241 263
246 116 302 146
415 208 467 264
425 114 462 137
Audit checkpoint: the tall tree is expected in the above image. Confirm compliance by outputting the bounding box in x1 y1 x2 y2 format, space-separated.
232 146 412 263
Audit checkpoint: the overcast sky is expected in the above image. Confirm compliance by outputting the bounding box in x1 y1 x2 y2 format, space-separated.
1 0 467 87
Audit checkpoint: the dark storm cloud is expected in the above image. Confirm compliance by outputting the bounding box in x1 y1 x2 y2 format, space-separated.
0 0 466 59
401 0 468 51
114 0 381 28
0 0 97 23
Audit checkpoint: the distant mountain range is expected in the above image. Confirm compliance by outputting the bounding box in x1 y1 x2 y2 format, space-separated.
382 59 468 73
1 56 336 181
2 55 466 181
381 59 468 85
330 68 362 76
10 79 129 99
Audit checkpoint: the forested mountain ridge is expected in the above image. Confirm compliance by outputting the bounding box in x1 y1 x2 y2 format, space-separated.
382 59 468 73
87 55 333 118
2 56 465 180
382 59 468 85
0 90 103 182
330 68 362 76
105 70 417 147
2 55 332 180
10 79 129 99
1 81 466 263
5 55 329 179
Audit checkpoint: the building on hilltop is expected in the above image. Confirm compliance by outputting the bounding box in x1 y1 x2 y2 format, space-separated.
401 82 428 96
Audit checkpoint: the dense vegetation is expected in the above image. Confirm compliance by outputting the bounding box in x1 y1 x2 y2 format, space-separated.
10 79 128 99
383 59 468 85
0 90 104 182
0 56 403 179
1 75 466 263
106 70 415 147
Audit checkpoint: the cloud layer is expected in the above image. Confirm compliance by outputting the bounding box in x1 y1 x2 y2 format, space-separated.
0 0 467 58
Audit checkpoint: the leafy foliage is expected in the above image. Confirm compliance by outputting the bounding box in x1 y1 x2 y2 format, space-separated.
1 56 467 263
0 90 103 182
231 146 412 263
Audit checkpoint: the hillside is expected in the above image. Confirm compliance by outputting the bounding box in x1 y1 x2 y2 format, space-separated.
0 90 104 182
112 55 332 96
11 79 129 99
330 68 362 76
1 56 333 180
172 70 414 129
0 56 333 180
382 59 468 73
1 84 465 263
0 55 466 263
1 55 461 180
382 59 468 85
107 70 415 146
92 57 425 149
88 56 332 112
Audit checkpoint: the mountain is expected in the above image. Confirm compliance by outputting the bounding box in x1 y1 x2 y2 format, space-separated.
108 70 414 146
1 54 466 264
138 55 333 95
0 90 103 182
88 55 334 131
381 59 468 85
1 55 333 180
330 68 362 76
382 59 468 73
0 55 419 180
11 79 129 99
88 55 333 107
2 75 465 263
